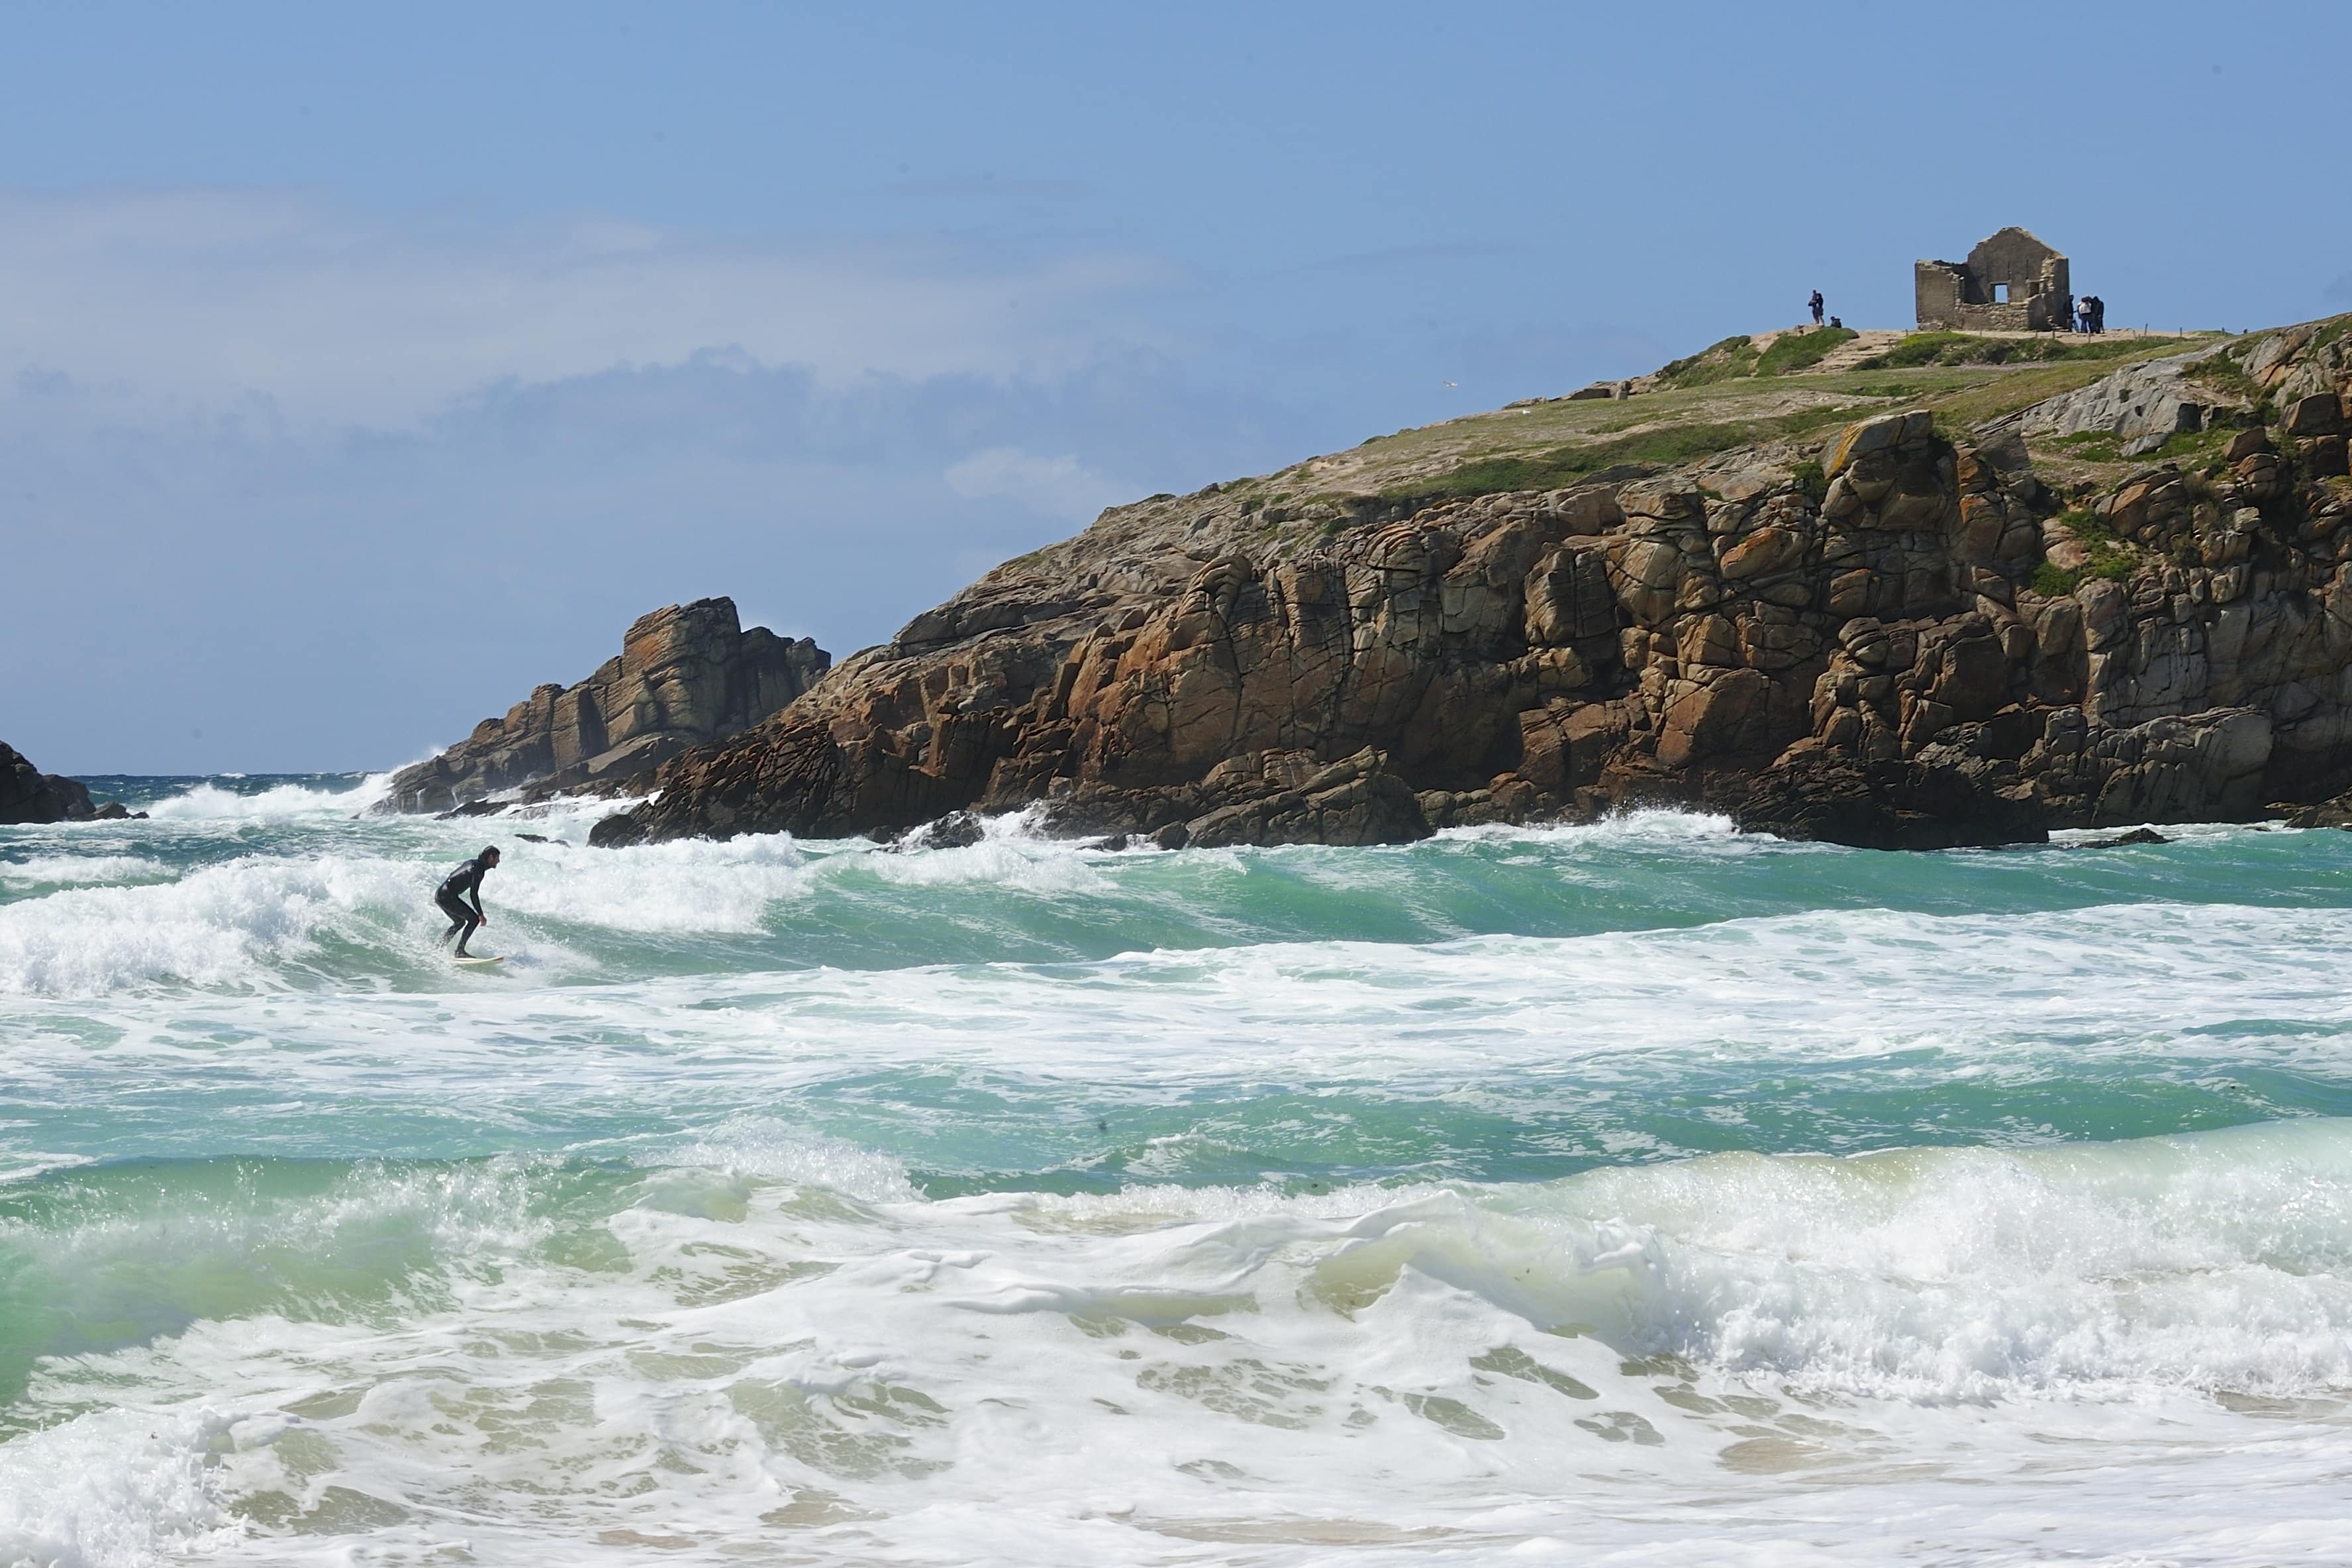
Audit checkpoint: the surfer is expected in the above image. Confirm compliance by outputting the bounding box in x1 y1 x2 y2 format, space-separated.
435 846 500 957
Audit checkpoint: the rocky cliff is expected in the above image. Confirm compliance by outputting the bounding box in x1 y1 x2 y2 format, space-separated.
383 597 828 814
1 742 95 825
591 316 2352 850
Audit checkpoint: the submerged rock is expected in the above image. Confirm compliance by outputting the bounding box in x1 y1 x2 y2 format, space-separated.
888 810 987 852
2072 826 2172 848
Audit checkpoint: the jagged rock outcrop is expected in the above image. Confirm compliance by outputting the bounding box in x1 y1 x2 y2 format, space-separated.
595 317 2352 852
384 597 828 814
1 742 95 825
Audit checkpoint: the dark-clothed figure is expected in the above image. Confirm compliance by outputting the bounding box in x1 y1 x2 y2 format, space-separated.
436 846 501 957
1808 290 1825 325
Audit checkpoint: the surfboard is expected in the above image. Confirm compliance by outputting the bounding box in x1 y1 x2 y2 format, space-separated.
454 955 506 967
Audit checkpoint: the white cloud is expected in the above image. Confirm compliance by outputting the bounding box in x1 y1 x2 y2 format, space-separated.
0 187 1182 430
942 445 1130 520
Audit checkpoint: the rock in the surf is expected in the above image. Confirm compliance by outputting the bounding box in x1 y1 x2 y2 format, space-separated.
2278 788 2352 828
887 810 987 852
0 741 95 824
383 597 828 814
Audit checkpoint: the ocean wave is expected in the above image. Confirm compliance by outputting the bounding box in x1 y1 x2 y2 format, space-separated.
139 774 393 821
0 854 174 889
640 1115 924 1206
492 830 816 934
1538 1118 2352 1398
850 837 1111 897
0 854 418 996
0 1404 240 1568
3 1123 2347 1566
1429 805 1746 848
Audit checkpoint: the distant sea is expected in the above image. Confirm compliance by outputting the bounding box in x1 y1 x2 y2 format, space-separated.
3 773 2348 1565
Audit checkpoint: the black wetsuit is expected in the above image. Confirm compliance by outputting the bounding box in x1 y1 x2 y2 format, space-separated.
436 856 491 952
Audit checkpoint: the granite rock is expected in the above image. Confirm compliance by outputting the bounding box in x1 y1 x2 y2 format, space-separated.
593 317 2352 852
384 598 827 813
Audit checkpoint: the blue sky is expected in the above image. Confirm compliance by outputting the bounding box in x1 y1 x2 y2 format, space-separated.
8 1 2349 771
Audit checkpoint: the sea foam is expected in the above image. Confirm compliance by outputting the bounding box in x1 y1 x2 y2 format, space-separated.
0 852 428 996
5 1124 2347 1567
8 795 2352 1564
138 774 393 820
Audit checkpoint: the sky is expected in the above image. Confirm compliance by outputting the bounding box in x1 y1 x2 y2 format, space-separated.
7 1 2349 773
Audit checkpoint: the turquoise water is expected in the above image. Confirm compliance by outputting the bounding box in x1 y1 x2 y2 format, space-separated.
3 775 2349 1564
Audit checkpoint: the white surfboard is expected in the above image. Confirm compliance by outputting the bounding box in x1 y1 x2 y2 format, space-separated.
454 955 506 967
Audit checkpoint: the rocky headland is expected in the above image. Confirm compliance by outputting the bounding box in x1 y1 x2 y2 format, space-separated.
381 597 828 814
581 315 2352 851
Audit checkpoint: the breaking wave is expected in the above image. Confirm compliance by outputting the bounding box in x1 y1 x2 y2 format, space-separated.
7 779 2352 1563
1 1121 2346 1566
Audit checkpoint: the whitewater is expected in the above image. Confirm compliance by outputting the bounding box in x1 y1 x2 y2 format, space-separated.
3 775 2349 1566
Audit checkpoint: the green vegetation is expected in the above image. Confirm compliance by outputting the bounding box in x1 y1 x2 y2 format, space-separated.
2051 429 2130 464
1857 332 2003 369
1855 332 2190 371
1655 335 1758 387
1271 324 2217 517
2029 562 2074 595
1751 326 1857 376
2051 422 2243 468
2031 507 2137 595
1788 458 1828 503
2186 348 2263 405
1393 407 1857 501
1655 327 1858 388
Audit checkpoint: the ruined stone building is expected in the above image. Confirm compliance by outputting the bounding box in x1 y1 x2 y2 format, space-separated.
1915 227 2072 332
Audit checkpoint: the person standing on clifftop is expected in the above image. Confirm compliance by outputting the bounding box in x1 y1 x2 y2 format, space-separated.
1808 290 1825 326
436 846 500 957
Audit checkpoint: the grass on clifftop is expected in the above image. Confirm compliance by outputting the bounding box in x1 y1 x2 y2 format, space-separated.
1856 332 2192 371
1385 407 1860 501
1752 326 1858 375
1257 330 2220 516
1655 326 1857 387
1655 335 1758 387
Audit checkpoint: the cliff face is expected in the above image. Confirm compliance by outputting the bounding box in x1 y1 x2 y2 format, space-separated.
0 742 94 825
593 318 2352 850
384 597 828 814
